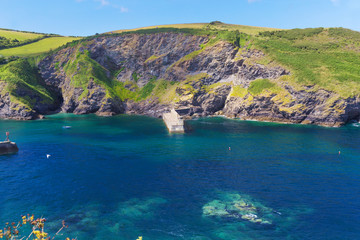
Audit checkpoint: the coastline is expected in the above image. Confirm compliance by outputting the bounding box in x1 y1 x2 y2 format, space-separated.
0 111 355 129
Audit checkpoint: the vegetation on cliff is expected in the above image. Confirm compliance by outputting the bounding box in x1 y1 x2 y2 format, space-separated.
0 22 359 125
62 48 176 103
255 27 360 98
64 23 360 99
0 58 55 108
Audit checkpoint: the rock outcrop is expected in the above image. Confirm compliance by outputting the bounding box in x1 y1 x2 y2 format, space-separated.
0 32 359 126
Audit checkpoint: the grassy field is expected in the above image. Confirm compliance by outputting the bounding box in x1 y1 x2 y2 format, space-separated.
0 29 44 41
255 28 360 97
0 37 80 57
110 22 280 35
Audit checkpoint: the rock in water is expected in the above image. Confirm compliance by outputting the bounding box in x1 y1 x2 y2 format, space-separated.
0 141 19 155
202 193 274 225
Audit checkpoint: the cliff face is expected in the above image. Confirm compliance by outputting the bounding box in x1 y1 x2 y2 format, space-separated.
0 59 59 119
1 32 359 126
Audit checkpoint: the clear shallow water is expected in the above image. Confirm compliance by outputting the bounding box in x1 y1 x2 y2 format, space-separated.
0 114 359 240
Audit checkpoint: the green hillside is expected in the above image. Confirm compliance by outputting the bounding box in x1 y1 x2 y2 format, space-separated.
0 23 359 125
0 29 46 50
0 58 55 108
105 24 360 98
255 27 360 97
0 36 80 57
1 23 360 107
1 24 360 98
0 29 44 41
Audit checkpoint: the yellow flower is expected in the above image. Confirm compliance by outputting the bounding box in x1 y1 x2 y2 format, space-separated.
33 230 41 238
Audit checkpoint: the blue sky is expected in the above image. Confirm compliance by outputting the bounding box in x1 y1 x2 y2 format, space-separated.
1 0 359 36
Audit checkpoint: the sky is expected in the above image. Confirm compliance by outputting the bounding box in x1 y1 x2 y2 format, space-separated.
0 0 359 36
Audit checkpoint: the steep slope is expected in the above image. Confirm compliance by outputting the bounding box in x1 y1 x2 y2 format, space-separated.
0 59 59 119
0 25 359 126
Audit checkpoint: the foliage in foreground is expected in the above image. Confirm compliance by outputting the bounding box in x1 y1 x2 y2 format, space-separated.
0 215 143 240
0 215 69 240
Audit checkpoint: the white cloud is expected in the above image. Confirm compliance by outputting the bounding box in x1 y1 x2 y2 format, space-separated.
120 6 128 13
87 0 128 13
95 0 110 6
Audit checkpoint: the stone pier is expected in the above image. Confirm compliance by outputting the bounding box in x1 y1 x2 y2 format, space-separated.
162 109 185 133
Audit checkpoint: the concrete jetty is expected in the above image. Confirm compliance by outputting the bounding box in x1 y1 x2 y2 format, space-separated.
162 109 185 133
0 141 19 155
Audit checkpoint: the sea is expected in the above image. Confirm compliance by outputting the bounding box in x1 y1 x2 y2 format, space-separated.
0 113 359 240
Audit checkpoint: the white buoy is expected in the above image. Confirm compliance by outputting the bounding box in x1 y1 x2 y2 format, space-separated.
46 154 51 159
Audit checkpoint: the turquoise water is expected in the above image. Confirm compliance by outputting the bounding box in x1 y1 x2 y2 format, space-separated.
0 114 360 240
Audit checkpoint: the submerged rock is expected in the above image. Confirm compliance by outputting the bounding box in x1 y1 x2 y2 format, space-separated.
202 193 275 225
116 197 167 219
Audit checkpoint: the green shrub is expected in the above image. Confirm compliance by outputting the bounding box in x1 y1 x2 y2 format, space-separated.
137 78 156 100
248 79 276 95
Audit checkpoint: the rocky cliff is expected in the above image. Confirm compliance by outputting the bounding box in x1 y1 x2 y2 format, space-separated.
0 31 359 126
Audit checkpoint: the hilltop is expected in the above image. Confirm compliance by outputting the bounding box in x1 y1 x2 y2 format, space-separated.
0 22 359 126
109 22 279 35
